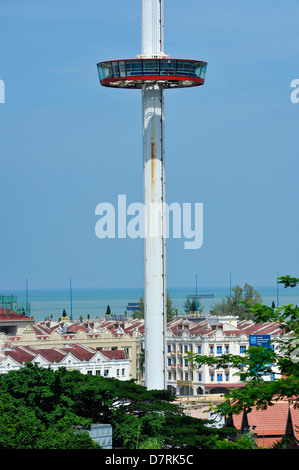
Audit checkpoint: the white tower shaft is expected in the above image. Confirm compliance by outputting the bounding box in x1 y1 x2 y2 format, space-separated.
142 0 166 390
142 0 164 57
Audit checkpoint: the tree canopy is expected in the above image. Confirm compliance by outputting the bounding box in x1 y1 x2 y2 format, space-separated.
188 275 299 420
183 295 203 314
0 363 236 449
132 292 178 322
210 283 262 320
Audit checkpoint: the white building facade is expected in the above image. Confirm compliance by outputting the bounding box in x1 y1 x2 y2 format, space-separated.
165 316 282 396
0 343 130 380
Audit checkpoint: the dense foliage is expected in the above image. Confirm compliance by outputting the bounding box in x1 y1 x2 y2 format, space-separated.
189 275 299 419
0 363 236 449
210 283 262 320
183 295 203 314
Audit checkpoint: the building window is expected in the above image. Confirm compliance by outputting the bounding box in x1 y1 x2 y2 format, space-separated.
217 346 222 354
185 372 189 381
168 358 171 366
217 373 223 382
184 359 188 367
210 373 214 382
240 345 246 354
124 347 130 357
87 370 92 375
225 345 229 354
104 369 109 377
168 344 171 353
184 345 188 353
122 369 125 376
209 345 214 354
117 369 120 376
96 370 101 375
198 373 202 381
197 345 201 354
168 372 171 380
225 373 229 382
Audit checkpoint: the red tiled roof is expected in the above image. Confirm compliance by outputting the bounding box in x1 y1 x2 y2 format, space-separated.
0 308 34 322
1 343 127 365
35 348 66 363
60 343 95 361
101 349 126 360
31 324 51 336
205 383 243 389
231 400 299 448
290 405 299 441
66 324 88 333
3 346 36 364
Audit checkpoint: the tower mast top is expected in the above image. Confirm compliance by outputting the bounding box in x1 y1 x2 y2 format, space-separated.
141 0 166 58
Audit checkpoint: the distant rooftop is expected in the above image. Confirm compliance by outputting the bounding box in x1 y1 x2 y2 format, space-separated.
0 308 34 322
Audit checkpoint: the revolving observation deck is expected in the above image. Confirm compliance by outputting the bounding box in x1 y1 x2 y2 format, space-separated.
97 58 207 89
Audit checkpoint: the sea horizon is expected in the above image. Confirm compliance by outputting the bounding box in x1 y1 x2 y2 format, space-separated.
1 284 299 323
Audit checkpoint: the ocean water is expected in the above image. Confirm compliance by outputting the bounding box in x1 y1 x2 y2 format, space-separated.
1 285 299 322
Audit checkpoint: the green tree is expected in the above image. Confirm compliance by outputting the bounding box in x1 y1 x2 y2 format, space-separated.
183 295 203 314
0 380 99 449
0 363 236 449
212 431 258 449
138 437 164 449
188 275 299 423
161 413 235 449
132 296 144 319
132 292 178 322
210 283 262 320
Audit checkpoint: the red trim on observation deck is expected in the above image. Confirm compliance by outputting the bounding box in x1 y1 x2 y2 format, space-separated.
100 75 205 88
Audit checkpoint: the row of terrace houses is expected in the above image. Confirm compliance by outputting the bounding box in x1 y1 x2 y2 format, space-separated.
0 311 284 393
0 342 130 379
0 310 144 381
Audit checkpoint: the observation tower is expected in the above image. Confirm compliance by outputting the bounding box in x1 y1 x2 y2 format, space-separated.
97 0 207 390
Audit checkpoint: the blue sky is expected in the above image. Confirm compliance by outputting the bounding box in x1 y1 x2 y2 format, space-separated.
0 0 298 290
